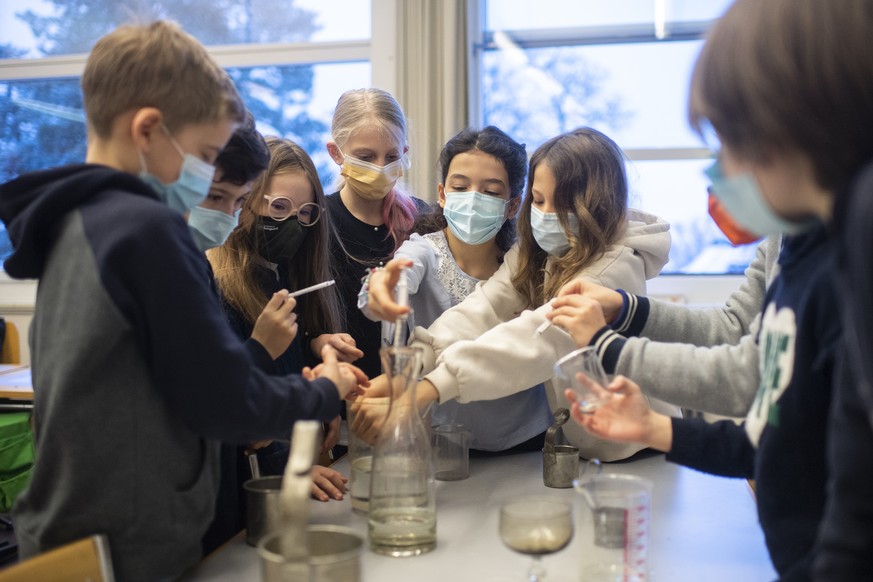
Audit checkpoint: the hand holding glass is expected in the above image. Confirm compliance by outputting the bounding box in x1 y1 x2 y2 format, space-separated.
499 496 574 581
554 347 610 413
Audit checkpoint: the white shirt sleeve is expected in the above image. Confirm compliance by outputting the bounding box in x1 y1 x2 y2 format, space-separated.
357 234 436 322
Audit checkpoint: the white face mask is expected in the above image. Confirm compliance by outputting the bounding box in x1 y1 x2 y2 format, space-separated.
530 205 577 256
442 191 508 245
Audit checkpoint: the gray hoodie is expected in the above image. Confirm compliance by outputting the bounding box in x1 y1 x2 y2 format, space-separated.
597 235 781 417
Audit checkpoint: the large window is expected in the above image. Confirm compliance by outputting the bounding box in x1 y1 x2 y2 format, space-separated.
476 0 755 274
0 0 373 264
2 1 759 279
0 0 370 56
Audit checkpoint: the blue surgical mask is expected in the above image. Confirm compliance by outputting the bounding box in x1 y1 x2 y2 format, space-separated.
531 205 577 256
139 125 216 213
443 191 508 245
187 206 238 252
705 161 818 238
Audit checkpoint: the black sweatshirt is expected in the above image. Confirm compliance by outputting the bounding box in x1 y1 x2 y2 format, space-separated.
813 162 873 581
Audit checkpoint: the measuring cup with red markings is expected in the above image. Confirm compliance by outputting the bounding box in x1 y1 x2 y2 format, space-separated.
574 471 652 581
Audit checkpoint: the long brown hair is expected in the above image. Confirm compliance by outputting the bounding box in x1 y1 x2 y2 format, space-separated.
512 127 628 307
209 136 342 336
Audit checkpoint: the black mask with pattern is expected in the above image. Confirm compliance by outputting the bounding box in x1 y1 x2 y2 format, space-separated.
255 216 307 264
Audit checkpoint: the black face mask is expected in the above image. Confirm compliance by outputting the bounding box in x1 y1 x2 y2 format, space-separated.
255 216 308 265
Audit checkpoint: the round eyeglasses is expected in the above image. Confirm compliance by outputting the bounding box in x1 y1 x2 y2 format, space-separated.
263 195 322 226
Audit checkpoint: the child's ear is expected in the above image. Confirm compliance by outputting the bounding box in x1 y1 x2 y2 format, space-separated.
131 107 163 152
326 142 343 165
507 196 521 217
437 183 447 208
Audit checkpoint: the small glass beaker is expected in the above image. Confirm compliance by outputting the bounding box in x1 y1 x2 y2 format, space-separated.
554 347 610 413
433 424 471 481
347 397 390 515
574 473 652 581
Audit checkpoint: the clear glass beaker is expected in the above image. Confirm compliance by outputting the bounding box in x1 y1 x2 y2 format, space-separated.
367 346 437 557
554 347 610 413
347 397 390 515
433 423 471 481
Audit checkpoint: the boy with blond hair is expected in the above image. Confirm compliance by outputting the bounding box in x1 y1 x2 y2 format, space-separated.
0 21 362 581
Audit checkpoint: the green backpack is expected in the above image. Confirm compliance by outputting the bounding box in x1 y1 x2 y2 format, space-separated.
0 412 34 512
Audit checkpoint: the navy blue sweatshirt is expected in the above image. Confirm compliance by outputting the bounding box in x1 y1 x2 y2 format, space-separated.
813 162 873 581
665 226 839 581
0 164 341 581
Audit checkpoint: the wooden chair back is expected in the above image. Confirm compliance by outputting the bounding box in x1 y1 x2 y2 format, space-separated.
0 534 114 582
0 322 20 365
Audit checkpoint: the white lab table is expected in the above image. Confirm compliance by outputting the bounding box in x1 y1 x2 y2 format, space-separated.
185 451 776 581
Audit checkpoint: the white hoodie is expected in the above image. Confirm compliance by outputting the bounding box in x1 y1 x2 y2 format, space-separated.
410 209 681 461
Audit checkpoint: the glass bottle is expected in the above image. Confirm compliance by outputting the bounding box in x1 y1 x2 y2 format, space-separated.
367 346 437 557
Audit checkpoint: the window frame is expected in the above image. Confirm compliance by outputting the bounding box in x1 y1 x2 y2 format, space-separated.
0 0 398 296
470 2 747 302
0 0 749 305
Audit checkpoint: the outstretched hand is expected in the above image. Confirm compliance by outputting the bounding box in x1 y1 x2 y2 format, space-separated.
566 374 673 453
348 374 391 445
311 333 364 363
349 377 439 445
366 258 413 321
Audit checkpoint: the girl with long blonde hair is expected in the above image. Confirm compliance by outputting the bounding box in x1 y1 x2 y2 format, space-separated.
325 88 430 377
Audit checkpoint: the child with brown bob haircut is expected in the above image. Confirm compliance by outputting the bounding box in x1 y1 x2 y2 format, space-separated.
555 1 873 579
0 21 363 581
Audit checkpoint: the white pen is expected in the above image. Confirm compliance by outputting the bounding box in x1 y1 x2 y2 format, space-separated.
288 279 336 298
395 268 409 313
393 268 409 347
534 298 557 336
